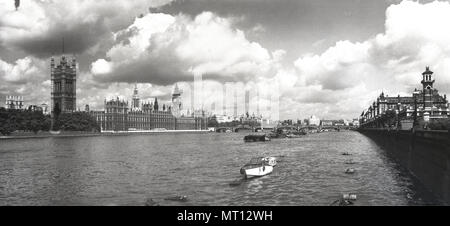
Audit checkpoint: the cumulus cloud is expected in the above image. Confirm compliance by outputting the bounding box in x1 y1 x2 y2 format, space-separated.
0 56 47 84
291 0 450 119
0 56 51 107
2 0 450 121
91 11 278 85
0 0 172 57
294 40 371 90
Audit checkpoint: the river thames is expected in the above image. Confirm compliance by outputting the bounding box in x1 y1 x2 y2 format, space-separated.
0 131 441 206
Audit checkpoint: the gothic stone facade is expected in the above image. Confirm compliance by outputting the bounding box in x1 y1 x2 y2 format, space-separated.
90 99 207 132
90 84 207 132
51 56 77 114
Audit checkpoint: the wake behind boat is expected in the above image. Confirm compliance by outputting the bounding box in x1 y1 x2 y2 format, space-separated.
240 157 277 178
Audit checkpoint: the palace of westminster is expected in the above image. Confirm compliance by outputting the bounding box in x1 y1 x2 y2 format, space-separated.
4 55 208 132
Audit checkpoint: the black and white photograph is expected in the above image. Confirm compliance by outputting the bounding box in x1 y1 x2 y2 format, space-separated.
0 0 449 215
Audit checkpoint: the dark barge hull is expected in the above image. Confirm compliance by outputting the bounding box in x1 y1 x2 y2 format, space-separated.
244 135 270 142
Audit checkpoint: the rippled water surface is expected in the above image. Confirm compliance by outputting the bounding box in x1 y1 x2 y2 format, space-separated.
0 131 441 206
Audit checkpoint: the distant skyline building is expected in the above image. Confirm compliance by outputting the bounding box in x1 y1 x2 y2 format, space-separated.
193 72 203 111
5 96 24 110
245 90 250 115
3 97 50 115
51 55 77 115
223 85 227 116
307 115 321 126
216 115 234 124
257 88 260 116
211 102 216 113
234 89 238 118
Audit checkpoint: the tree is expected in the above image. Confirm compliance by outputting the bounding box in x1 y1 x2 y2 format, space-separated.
428 119 450 130
29 120 40 134
0 108 53 135
208 118 219 127
0 118 16 135
41 116 52 131
56 112 100 132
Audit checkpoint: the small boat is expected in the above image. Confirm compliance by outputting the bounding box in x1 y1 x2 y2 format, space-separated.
286 134 301 139
49 130 61 135
330 194 357 206
263 157 277 166
294 131 307 136
164 195 188 202
145 198 160 206
244 134 270 142
240 157 274 178
342 194 357 201
345 168 356 174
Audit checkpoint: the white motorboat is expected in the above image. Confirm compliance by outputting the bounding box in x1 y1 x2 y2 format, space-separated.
263 157 277 166
49 130 61 135
240 157 275 178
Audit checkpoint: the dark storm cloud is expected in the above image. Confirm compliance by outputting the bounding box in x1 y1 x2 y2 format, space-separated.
12 21 112 58
0 0 173 60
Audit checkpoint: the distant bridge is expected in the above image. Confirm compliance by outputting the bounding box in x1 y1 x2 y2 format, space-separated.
215 125 277 133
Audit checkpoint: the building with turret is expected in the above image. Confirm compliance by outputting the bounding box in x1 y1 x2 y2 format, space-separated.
131 83 140 111
360 67 449 128
171 83 182 118
90 84 207 132
51 55 77 115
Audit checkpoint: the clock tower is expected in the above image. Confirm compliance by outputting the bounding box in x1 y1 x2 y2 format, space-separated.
421 66 435 121
171 83 182 118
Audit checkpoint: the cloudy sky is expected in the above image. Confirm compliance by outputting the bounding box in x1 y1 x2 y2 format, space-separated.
1 0 450 120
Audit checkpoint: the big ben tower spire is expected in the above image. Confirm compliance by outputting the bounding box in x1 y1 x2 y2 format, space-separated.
132 83 141 111
171 83 183 117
